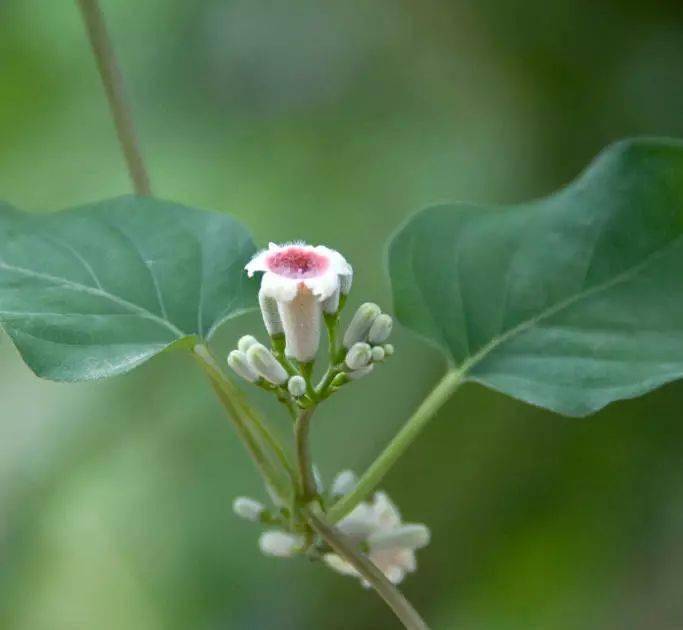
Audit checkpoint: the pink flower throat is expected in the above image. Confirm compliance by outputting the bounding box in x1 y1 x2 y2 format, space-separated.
267 247 329 279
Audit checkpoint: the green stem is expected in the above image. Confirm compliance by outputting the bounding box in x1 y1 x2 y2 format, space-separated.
306 507 429 630
328 369 464 522
295 406 318 500
76 0 152 196
193 344 295 497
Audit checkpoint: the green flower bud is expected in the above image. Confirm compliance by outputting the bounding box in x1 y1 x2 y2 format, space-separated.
246 344 288 385
345 342 372 370
330 372 349 388
343 302 380 348
383 343 395 356
287 375 307 397
227 350 259 382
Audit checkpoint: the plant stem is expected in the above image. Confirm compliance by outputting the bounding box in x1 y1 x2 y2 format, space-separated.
193 344 295 498
76 0 152 196
328 369 464 522
306 507 429 630
295 406 318 500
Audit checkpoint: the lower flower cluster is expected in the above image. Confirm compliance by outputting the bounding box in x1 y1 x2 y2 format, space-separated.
233 470 431 586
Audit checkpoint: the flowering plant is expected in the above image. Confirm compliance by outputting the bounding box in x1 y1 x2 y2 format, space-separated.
2 3 683 629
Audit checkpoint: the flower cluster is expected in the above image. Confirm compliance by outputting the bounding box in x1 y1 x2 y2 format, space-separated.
233 470 431 586
227 242 394 407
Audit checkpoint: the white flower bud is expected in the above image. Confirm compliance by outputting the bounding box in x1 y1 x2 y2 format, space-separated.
368 524 431 552
368 314 393 344
383 343 395 356
259 530 304 558
343 303 381 348
322 288 340 315
237 334 259 353
258 290 283 336
287 375 307 397
227 350 259 382
340 271 353 295
331 470 358 497
232 496 265 522
348 364 374 380
246 344 288 385
371 346 385 362
345 342 372 370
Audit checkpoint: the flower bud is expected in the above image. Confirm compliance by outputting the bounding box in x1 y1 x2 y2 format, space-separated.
345 342 372 370
383 343 395 356
227 350 259 382
348 364 374 380
322 289 340 315
246 344 288 385
259 530 304 558
368 524 431 551
340 271 353 295
237 334 259 353
330 372 349 388
331 470 358 497
343 303 381 348
368 313 393 344
287 375 307 397
258 290 284 336
371 346 385 362
232 496 265 522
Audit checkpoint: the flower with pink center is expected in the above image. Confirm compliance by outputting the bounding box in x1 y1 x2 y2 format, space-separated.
246 242 352 362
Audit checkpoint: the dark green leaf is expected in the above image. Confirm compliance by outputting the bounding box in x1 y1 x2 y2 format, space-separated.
0 196 256 381
389 138 683 416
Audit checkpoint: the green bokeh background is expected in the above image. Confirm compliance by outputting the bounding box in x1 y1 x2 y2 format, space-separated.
2 2 683 628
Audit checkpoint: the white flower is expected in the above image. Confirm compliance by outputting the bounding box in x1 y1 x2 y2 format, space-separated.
323 491 430 586
246 242 352 362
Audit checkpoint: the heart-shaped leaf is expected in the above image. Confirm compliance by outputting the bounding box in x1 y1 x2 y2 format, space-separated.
0 196 256 381
389 138 683 416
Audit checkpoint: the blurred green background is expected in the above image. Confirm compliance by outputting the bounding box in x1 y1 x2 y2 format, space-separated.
2 1 683 628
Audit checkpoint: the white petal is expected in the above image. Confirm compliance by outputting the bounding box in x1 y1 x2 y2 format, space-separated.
277 286 322 362
314 245 352 276
373 492 402 529
260 271 299 302
323 553 359 577
396 549 417 573
385 565 406 584
337 502 379 540
331 470 358 497
303 268 340 301
245 249 273 277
